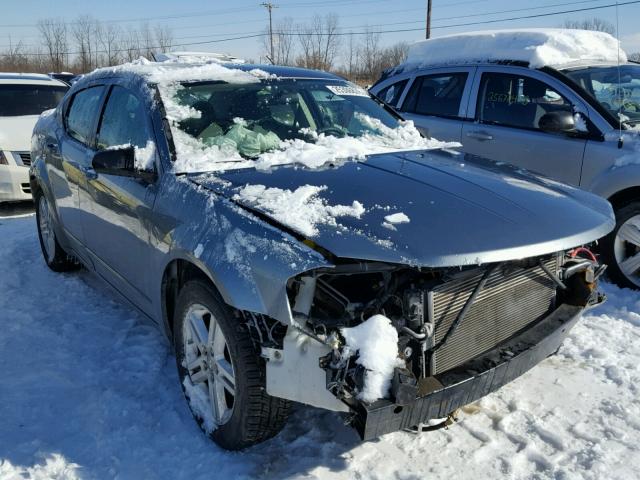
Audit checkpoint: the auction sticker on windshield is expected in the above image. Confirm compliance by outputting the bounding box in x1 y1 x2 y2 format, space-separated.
326 84 369 97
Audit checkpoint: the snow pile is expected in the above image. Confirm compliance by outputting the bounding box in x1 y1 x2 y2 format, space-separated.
341 315 403 403
404 29 627 69
182 377 217 434
382 212 411 231
233 184 365 238
169 116 456 173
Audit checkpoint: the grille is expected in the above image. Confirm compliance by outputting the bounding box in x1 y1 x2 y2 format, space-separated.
428 256 559 375
21 182 31 194
17 152 31 166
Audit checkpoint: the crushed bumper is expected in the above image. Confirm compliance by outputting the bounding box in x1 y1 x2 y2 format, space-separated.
353 303 584 440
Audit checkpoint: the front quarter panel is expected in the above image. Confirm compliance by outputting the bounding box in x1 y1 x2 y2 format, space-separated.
581 136 640 199
150 174 331 328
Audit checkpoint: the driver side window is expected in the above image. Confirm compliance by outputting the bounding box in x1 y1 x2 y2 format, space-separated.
478 72 574 131
97 86 150 150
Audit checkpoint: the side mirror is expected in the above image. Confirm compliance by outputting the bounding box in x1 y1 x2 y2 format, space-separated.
538 110 576 134
92 147 156 182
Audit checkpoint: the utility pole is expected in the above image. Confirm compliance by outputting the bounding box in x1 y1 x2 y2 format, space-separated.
426 0 432 39
261 2 277 64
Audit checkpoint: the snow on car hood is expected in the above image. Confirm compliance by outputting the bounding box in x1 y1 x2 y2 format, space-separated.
192 149 615 267
0 115 39 151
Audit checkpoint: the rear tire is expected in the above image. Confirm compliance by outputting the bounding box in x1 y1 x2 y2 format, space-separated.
601 202 640 290
35 190 79 272
173 280 290 450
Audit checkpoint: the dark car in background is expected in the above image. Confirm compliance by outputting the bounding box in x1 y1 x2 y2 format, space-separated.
30 61 613 450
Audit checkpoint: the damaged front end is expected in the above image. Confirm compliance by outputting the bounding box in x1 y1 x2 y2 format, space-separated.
260 248 606 439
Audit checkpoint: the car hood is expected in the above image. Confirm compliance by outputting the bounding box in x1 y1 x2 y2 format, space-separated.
0 115 39 151
191 149 615 267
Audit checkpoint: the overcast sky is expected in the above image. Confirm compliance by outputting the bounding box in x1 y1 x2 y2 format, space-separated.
3 0 640 62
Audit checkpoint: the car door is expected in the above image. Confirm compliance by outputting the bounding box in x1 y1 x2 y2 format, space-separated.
461 67 588 186
81 84 159 315
397 68 474 143
50 85 106 247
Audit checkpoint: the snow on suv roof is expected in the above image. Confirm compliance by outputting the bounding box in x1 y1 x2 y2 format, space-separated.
0 72 67 86
403 28 627 70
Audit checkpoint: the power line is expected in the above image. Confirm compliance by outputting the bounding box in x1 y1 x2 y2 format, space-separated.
6 0 640 56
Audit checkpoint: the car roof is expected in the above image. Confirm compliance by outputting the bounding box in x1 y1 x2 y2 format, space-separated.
86 61 342 84
0 72 69 87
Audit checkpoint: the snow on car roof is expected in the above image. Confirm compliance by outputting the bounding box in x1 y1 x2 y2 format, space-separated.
403 28 627 70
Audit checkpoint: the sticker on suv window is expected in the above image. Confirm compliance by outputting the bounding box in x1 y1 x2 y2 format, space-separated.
326 85 369 97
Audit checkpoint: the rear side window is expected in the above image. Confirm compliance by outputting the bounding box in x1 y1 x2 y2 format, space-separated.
377 79 409 108
0 84 67 116
477 72 573 130
96 86 149 150
66 86 105 145
401 73 468 117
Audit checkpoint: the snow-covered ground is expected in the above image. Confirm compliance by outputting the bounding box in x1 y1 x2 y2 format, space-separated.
1 212 639 480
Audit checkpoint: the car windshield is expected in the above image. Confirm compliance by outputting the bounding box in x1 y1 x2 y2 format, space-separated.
561 64 640 127
170 79 401 159
0 84 68 116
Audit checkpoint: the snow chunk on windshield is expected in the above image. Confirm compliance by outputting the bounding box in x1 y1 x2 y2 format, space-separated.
403 29 626 70
341 315 403 403
233 184 365 238
384 212 410 224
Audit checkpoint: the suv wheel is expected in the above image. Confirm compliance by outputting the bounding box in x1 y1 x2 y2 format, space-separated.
602 202 640 290
35 191 80 272
173 280 290 450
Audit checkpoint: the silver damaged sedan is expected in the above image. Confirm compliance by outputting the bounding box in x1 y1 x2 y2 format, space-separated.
30 61 615 450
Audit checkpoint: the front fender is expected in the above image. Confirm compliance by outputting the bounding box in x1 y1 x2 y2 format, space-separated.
585 162 640 202
152 176 331 325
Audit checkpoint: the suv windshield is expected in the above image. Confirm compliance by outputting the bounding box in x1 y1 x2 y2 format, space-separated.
0 84 68 116
562 64 640 127
170 79 400 159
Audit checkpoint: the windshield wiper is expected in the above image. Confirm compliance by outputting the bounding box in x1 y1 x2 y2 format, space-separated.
368 90 405 121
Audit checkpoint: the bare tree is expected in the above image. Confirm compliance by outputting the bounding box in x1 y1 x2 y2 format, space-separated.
37 18 68 72
0 39 30 71
358 28 382 82
629 52 640 62
155 24 174 53
123 27 142 62
99 23 121 66
563 18 616 35
296 13 340 70
262 17 295 65
140 22 155 59
73 15 96 72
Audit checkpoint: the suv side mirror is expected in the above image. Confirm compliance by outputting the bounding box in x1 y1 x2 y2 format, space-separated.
538 110 576 134
92 147 156 182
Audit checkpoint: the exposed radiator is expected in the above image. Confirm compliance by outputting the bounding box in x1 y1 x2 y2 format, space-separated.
428 256 559 375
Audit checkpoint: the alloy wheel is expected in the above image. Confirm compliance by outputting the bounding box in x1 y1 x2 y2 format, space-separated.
38 195 55 263
182 304 236 428
613 213 640 288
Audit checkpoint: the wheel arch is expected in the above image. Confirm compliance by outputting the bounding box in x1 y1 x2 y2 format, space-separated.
608 186 640 210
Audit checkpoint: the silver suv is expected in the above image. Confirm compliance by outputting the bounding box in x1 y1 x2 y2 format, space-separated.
371 59 640 289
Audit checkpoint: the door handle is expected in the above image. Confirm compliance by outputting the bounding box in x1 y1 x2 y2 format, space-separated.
466 131 494 141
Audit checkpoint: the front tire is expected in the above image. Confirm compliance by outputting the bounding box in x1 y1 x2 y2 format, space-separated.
601 202 640 290
173 280 290 450
35 190 79 272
